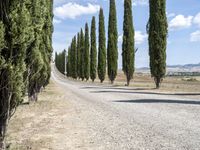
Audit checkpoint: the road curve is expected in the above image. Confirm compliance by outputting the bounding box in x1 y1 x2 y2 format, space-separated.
51 65 200 150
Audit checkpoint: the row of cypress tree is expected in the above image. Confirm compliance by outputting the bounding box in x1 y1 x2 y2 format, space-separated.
55 50 66 74
0 0 53 148
55 0 167 89
55 7 107 83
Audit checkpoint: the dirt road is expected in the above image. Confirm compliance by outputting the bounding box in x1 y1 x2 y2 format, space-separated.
51 65 200 149
8 66 200 149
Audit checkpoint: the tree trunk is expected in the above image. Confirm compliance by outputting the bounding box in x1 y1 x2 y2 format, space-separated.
111 80 114 84
126 80 130 86
0 119 7 150
28 91 38 102
155 77 160 89
0 94 11 150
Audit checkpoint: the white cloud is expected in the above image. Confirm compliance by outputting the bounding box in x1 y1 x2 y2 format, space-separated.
53 18 62 24
135 31 148 45
54 3 100 19
132 0 148 6
167 12 175 18
193 13 200 27
190 30 200 42
54 0 67 6
169 15 193 30
118 31 147 45
118 34 123 43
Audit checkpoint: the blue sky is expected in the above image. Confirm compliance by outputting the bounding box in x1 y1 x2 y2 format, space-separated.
53 0 200 68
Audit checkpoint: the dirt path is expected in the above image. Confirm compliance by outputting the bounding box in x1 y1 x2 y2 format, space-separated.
7 66 200 149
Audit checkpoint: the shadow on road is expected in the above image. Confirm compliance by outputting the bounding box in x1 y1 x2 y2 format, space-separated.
88 88 200 96
113 99 200 105
81 86 154 91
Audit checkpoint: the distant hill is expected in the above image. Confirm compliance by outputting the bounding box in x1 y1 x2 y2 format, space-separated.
168 63 200 68
137 63 200 73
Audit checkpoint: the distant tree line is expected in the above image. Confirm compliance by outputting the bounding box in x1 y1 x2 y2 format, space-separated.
0 0 53 148
55 0 168 89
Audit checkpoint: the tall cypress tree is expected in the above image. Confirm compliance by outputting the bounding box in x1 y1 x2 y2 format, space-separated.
84 23 90 81
27 0 53 101
90 17 97 82
148 0 168 89
107 0 118 84
122 0 135 86
55 51 65 74
0 0 53 147
0 1 32 147
98 8 106 83
80 29 85 81
77 32 81 79
71 36 77 79
55 52 58 66
67 46 72 77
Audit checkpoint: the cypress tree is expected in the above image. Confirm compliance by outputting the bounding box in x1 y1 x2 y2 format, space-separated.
27 0 53 101
0 0 53 147
55 52 57 64
84 23 90 81
0 1 31 148
80 29 85 81
59 50 65 74
71 36 77 79
107 0 118 84
148 0 168 89
55 52 59 72
98 8 106 83
90 17 97 82
67 46 72 77
122 0 135 86
77 32 81 79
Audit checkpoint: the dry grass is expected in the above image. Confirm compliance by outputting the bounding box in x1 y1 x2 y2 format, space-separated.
56 64 200 93
130 73 199 93
90 71 200 93
7 81 71 150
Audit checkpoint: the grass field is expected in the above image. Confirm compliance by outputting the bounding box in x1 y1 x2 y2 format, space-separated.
73 71 200 93
116 72 200 93
7 82 71 150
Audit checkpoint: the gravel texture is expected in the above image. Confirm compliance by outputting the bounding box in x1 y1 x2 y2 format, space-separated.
51 66 200 150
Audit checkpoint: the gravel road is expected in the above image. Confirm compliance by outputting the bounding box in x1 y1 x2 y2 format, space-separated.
51 66 200 150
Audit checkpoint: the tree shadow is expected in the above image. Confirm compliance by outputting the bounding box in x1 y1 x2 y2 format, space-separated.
90 90 200 96
113 99 200 105
81 86 155 91
20 102 30 105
